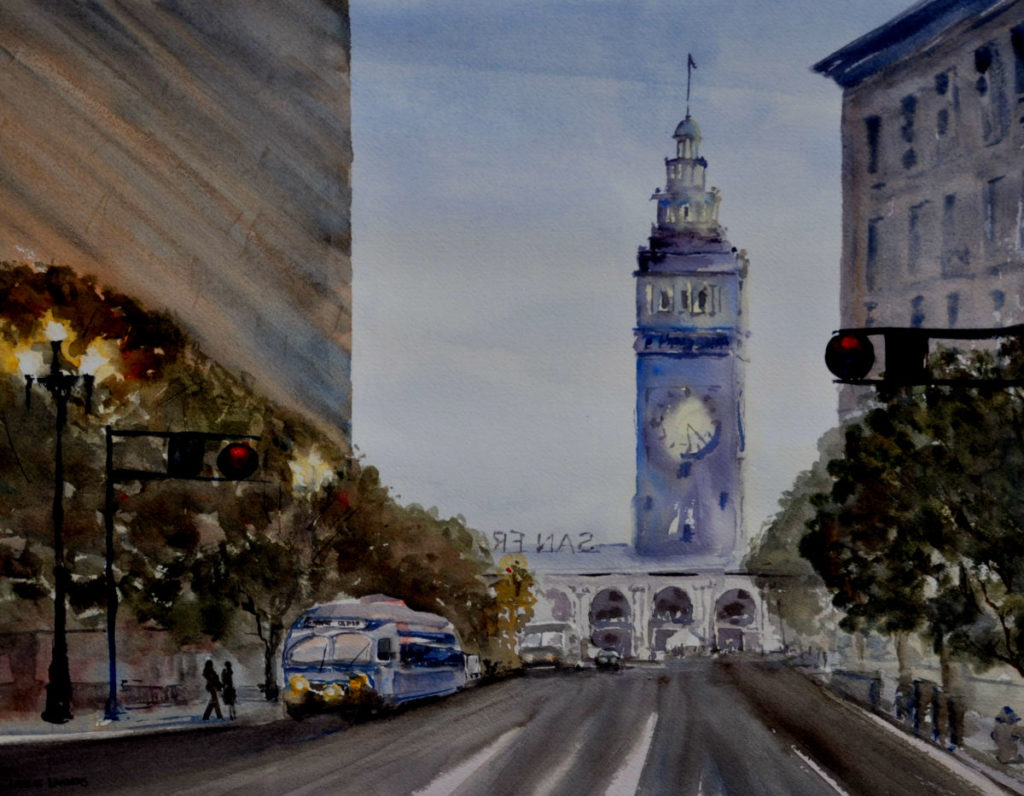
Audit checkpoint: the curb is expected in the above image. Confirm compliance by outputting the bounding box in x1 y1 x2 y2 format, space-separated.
800 665 1024 796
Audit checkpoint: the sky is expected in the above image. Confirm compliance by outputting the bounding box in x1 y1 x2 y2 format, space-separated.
349 1 914 548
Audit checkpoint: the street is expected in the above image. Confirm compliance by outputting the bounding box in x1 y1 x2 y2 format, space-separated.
0 659 1003 796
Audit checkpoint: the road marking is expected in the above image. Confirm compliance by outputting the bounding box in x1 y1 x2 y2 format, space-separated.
410 725 523 796
603 712 659 796
791 745 851 796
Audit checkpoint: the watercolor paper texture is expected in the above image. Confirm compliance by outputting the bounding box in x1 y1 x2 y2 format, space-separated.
2 1 1024 794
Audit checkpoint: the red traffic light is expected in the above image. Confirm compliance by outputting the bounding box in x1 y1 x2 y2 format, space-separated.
216 442 259 480
825 332 875 381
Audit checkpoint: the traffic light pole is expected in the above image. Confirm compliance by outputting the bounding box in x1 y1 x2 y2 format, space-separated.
826 324 1024 385
102 427 261 721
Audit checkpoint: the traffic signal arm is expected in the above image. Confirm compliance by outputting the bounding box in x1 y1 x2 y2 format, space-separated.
825 324 1024 385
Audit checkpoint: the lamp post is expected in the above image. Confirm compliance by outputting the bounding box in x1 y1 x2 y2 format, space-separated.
19 322 97 724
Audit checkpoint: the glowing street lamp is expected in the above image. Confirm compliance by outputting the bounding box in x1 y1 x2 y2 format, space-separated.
21 321 95 725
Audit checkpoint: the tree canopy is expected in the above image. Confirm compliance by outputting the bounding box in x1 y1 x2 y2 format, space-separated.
798 343 1024 678
0 263 502 700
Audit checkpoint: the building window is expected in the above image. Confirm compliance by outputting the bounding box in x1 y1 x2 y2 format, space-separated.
865 301 878 327
644 283 654 314
947 293 960 327
911 295 926 328
658 288 673 313
935 72 949 95
865 115 881 174
984 176 1004 245
1019 175 1024 249
993 289 1006 325
866 217 882 291
1013 25 1024 93
908 202 927 275
942 194 970 276
976 42 1009 145
900 94 917 143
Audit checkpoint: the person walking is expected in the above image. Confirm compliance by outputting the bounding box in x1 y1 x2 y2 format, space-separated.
201 659 223 720
221 661 237 720
993 706 1024 764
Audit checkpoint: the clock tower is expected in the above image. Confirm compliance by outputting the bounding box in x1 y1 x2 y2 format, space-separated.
633 112 747 563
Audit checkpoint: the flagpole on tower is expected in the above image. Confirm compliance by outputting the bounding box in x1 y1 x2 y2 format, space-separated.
686 53 697 117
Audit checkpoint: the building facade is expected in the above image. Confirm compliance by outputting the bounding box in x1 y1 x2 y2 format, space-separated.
0 1 352 441
520 108 765 660
816 0 1024 408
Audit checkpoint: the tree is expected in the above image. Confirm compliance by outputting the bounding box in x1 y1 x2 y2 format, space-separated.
0 263 502 706
745 429 837 653
802 342 1024 682
489 553 536 669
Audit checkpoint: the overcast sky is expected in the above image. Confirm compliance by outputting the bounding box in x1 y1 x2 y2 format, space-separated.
348 1 913 548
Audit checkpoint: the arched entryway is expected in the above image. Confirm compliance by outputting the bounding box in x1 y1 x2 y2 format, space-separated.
649 586 696 655
589 588 632 658
714 588 756 652
544 589 573 623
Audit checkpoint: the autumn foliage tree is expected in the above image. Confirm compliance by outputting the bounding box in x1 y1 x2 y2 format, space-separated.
0 263 500 704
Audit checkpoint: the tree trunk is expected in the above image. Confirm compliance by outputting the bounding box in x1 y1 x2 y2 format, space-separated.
895 631 912 684
263 621 283 701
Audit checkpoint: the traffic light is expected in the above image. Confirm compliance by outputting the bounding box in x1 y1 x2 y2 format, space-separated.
167 433 207 479
824 332 874 381
216 442 260 480
825 328 929 384
825 324 1024 386
162 432 260 480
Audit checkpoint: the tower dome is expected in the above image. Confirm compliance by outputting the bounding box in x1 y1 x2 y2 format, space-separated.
672 114 702 161
673 114 701 143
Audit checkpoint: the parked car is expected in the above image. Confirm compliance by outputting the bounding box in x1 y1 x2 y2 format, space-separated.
594 648 623 671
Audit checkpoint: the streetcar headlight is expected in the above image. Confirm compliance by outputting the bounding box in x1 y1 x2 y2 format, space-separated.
348 673 368 691
289 674 309 693
322 682 344 701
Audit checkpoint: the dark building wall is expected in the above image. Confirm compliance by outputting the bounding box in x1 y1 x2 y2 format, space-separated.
0 0 352 440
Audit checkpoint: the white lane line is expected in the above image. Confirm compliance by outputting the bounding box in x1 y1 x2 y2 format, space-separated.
791 745 851 796
604 712 659 796
411 725 524 796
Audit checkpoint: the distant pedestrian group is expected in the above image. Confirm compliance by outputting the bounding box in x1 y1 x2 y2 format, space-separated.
201 660 238 721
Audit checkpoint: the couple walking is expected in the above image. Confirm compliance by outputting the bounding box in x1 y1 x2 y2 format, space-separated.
202 660 238 720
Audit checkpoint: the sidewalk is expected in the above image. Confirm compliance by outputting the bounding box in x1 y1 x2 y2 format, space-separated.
0 697 284 745
805 665 1024 796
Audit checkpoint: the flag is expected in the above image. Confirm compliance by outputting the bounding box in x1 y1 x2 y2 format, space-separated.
688 53 697 70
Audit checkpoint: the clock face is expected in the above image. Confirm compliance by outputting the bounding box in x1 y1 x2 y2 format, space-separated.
647 387 720 463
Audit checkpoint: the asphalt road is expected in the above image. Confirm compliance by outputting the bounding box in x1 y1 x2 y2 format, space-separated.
0 659 1006 795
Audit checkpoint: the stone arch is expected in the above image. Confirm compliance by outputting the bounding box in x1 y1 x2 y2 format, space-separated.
589 588 632 658
714 588 757 652
544 588 573 623
649 586 695 655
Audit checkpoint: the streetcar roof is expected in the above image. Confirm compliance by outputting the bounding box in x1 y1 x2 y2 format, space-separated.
301 596 454 630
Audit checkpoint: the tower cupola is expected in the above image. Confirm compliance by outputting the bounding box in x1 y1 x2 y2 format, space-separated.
645 111 723 248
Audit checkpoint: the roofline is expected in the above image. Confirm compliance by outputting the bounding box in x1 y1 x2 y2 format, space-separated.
813 0 1007 88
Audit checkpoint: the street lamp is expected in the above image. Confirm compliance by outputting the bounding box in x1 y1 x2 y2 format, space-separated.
19 321 100 724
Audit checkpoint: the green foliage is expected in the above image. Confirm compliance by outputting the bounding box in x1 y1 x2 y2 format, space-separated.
745 429 837 646
802 341 1024 677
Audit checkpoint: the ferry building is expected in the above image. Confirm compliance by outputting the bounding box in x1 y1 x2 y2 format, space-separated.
517 97 771 660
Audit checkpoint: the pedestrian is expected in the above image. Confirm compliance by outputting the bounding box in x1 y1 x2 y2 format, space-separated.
222 661 237 720
202 659 223 720
993 706 1024 764
930 685 945 747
